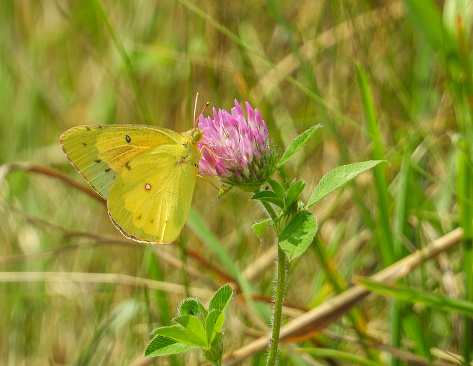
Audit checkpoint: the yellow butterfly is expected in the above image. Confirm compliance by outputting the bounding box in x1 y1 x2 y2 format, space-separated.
60 124 203 244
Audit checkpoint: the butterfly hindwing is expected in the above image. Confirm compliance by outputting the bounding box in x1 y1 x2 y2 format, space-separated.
60 125 185 198
107 142 199 244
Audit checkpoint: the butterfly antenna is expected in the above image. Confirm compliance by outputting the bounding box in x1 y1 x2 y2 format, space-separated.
194 100 210 130
197 173 220 190
193 92 199 129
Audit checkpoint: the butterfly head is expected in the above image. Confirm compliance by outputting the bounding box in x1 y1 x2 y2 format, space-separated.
182 127 203 144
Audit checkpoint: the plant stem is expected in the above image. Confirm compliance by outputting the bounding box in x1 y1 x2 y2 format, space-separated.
266 244 286 366
259 199 287 365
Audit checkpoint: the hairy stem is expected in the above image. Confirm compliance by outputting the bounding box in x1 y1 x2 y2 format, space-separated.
266 244 286 366
259 198 288 365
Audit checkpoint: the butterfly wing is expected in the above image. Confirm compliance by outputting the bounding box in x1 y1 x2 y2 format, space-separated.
60 125 184 198
107 142 199 244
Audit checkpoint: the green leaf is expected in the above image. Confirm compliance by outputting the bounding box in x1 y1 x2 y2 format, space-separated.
178 298 207 319
278 210 318 260
285 181 306 210
205 309 225 344
266 178 285 198
153 325 207 347
253 219 271 238
307 160 387 208
251 191 285 208
277 124 322 168
145 335 196 357
209 284 233 313
173 315 208 346
356 277 473 318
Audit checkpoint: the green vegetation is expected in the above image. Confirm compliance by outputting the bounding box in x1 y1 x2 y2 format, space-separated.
1 1 472 365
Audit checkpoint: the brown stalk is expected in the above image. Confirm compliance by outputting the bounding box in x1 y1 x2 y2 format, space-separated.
0 162 105 203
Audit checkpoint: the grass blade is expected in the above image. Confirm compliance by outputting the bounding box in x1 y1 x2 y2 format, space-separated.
357 277 473 318
355 64 398 366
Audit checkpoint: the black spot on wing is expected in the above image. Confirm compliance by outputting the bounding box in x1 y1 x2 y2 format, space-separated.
82 142 87 146
105 168 111 172
95 159 101 163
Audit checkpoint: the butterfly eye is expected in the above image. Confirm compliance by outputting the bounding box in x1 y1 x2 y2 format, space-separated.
126 135 131 143
193 128 203 142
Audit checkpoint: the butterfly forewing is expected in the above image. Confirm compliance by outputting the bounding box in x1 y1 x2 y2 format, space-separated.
60 125 185 198
107 142 199 244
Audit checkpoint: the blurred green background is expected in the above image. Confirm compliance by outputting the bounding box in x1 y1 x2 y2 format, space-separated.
1 0 472 365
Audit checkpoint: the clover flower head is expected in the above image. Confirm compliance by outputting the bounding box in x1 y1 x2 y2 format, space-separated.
198 100 277 192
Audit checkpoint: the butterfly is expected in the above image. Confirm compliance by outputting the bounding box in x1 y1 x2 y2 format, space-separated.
60 123 203 244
